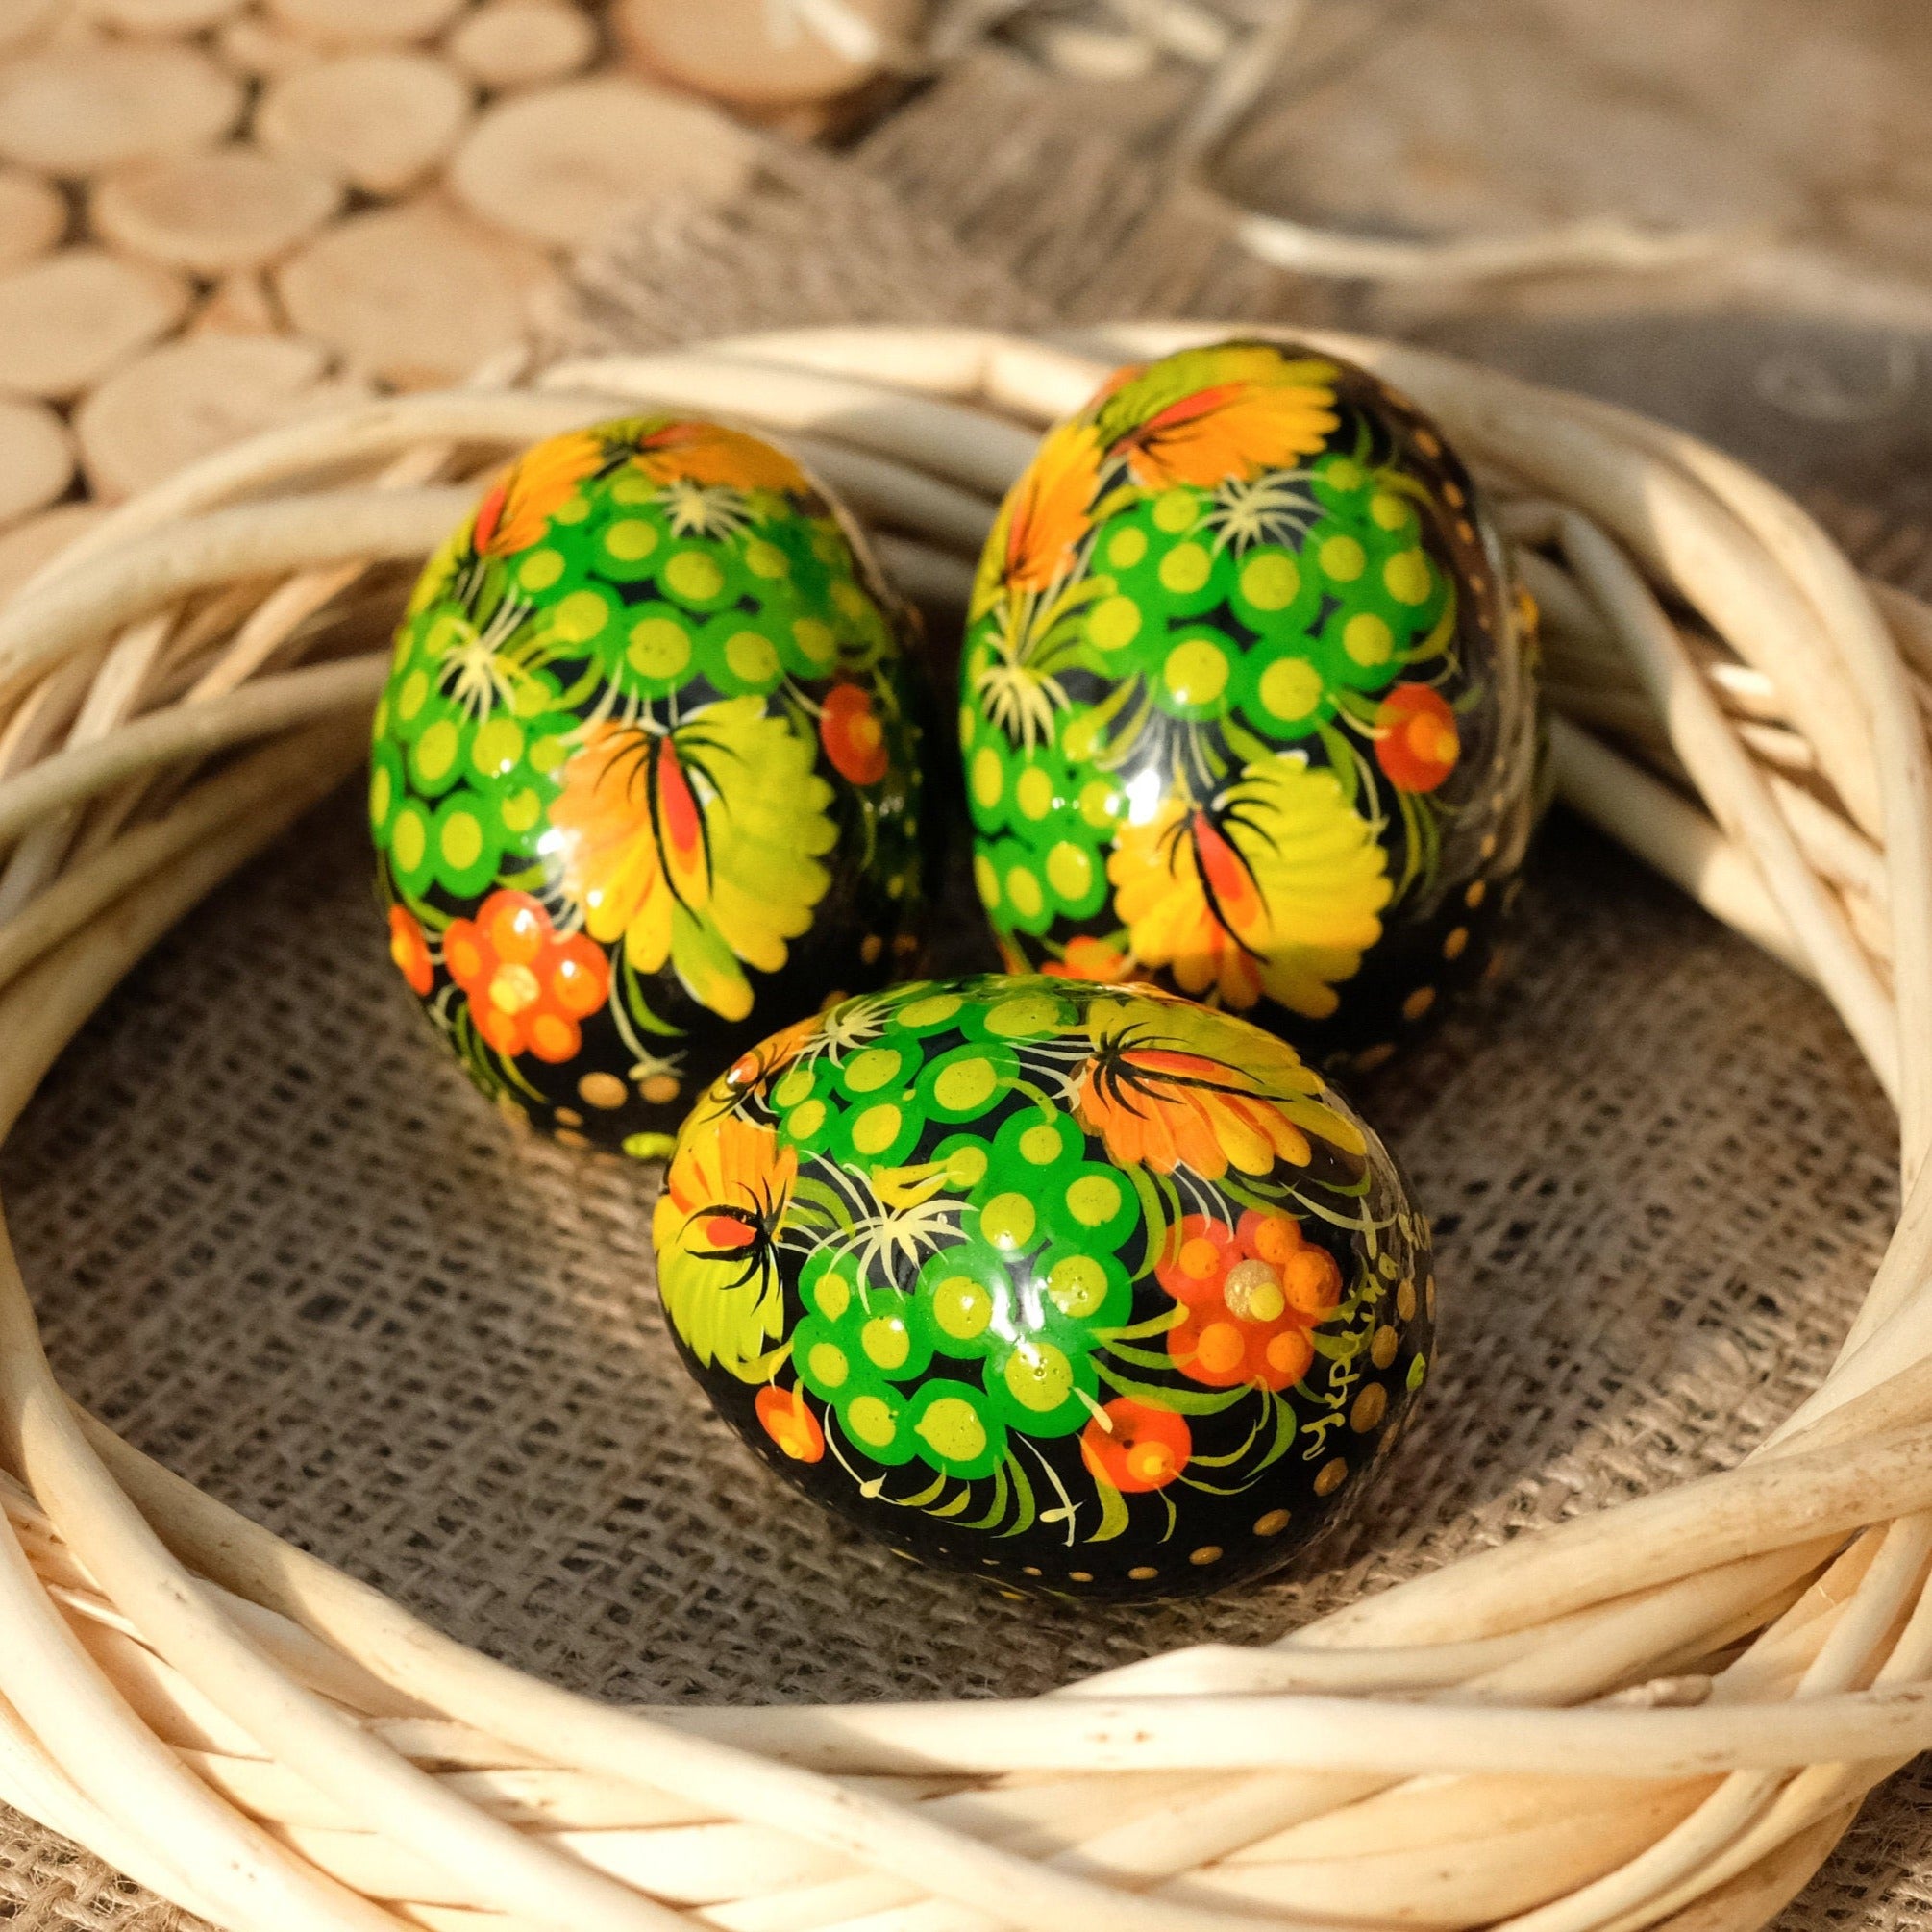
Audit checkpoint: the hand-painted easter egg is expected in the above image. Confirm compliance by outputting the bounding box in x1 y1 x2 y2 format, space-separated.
652 972 1433 1600
961 338 1542 1075
371 416 929 1155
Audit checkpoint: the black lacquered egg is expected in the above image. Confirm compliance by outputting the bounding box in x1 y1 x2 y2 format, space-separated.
371 417 929 1156
652 973 1433 1601
961 338 1542 1073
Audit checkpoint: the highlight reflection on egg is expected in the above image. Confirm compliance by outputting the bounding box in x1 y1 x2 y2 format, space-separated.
653 974 1434 1601
961 338 1543 1074
371 416 929 1155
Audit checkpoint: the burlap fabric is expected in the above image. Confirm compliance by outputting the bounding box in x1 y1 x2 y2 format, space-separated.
5 49 1932 1931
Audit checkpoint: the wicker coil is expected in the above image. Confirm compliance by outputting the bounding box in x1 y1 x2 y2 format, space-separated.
0 320 1929 1932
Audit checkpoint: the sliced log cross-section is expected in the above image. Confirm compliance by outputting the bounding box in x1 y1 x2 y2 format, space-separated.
81 0 248 32
275 201 533 387
614 0 919 108
257 51 474 197
447 0 598 92
74 334 349 501
93 147 342 277
265 0 468 50
0 168 62 273
0 0 58 56
212 13 320 79
0 396 72 527
0 42 244 176
449 75 757 249
0 249 188 401
0 501 106 599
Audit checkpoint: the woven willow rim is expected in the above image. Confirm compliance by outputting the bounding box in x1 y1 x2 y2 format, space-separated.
0 322 1929 1932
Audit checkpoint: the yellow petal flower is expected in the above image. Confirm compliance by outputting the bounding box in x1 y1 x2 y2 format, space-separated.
631 421 809 493
551 698 835 1022
654 1115 797 1382
1109 755 1390 1019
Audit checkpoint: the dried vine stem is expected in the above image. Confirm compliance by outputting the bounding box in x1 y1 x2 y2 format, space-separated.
0 324 1926 1932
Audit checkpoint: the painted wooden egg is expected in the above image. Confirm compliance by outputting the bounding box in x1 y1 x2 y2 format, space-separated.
652 972 1433 1600
371 415 929 1156
961 338 1542 1075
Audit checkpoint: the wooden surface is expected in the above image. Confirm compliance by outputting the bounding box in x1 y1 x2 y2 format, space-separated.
0 0 906 558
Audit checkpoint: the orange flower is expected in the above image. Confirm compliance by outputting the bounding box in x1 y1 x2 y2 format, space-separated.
755 1384 826 1463
444 890 609 1063
387 905 433 997
467 418 808 567
994 420 1102 593
1073 994 1363 1179
1157 1208 1339 1391
629 420 808 494
1096 347 1339 492
1081 1397 1191 1493
819 683 889 784
1041 935 1134 983
1375 684 1460 793
471 431 607 559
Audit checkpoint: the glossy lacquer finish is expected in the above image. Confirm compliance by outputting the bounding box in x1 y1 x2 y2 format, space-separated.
653 974 1433 1601
962 340 1543 1074
371 417 929 1155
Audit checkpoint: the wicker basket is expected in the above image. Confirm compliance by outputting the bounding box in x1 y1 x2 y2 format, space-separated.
0 321 1928 1932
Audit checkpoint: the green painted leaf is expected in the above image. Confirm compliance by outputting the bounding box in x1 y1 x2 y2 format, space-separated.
1091 1473 1130 1544
1095 1364 1244 1416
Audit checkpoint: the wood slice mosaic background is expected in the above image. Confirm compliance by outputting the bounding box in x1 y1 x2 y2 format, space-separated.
0 0 911 601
